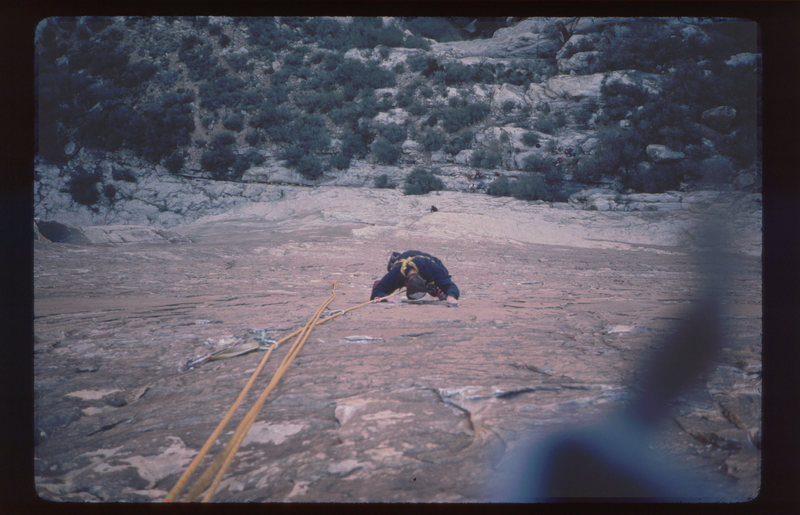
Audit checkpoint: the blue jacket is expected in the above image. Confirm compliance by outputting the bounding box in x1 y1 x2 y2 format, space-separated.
371 250 460 300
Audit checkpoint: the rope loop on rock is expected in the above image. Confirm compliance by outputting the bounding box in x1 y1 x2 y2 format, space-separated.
165 284 402 502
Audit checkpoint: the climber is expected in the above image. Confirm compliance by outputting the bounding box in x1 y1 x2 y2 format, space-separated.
371 250 460 307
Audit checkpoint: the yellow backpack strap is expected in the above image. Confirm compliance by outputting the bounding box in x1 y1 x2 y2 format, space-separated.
390 254 439 278
393 257 419 278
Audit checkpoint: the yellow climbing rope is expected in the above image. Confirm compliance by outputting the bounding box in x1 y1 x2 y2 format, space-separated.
165 284 402 502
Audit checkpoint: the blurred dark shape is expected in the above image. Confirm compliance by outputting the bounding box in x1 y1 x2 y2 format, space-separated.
494 219 739 501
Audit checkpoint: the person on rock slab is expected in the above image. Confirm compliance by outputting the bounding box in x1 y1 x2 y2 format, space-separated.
371 250 460 307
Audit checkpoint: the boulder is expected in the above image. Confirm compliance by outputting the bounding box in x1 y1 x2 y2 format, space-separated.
557 51 602 75
725 52 759 69
35 220 90 244
701 106 737 134
81 225 190 244
646 144 686 163
491 84 527 110
527 73 605 103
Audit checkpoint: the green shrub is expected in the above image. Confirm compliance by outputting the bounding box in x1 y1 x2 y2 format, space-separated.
522 154 556 175
533 112 567 134
329 153 351 170
245 129 265 146
419 130 445 152
403 168 444 195
199 76 247 110
127 89 195 162
625 162 685 193
67 167 102 206
381 124 407 144
245 17 288 51
164 150 185 174
333 58 395 89
407 53 439 76
201 147 237 179
372 137 402 165
341 128 373 158
469 148 502 169
487 175 512 196
179 34 218 80
404 17 462 42
521 132 540 147
407 101 426 116
444 130 473 155
244 148 265 166
295 154 324 179
223 113 245 131
112 167 137 183
103 183 117 200
510 173 548 201
296 90 345 114
440 102 491 133
374 173 396 189
404 34 430 50
225 53 252 72
249 103 293 133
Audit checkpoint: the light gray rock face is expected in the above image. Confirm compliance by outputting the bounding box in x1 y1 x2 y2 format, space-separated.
432 18 563 58
701 106 737 134
33 187 761 502
646 144 687 164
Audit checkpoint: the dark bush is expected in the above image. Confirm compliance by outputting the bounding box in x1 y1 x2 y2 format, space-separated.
112 167 137 183
296 90 344 114
407 53 440 76
444 130 473 155
211 132 237 149
404 34 430 50
164 150 185 174
404 17 462 42
403 168 444 195
245 129 265 146
179 35 218 80
381 124 407 144
522 154 556 175
487 175 512 196
510 173 548 201
372 137 402 165
469 148 502 169
223 113 245 131
330 153 351 170
295 154 324 180
103 184 117 200
341 128 373 158
333 58 395 89
289 114 330 153
249 103 294 133
127 89 195 162
374 173 396 189
533 112 567 134
116 60 158 89
440 102 491 132
521 132 540 147
625 162 684 193
597 80 652 124
199 76 247 110
225 53 252 72
245 148 265 166
68 167 102 206
245 17 288 51
419 130 445 152
201 146 237 179
407 101 426 116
